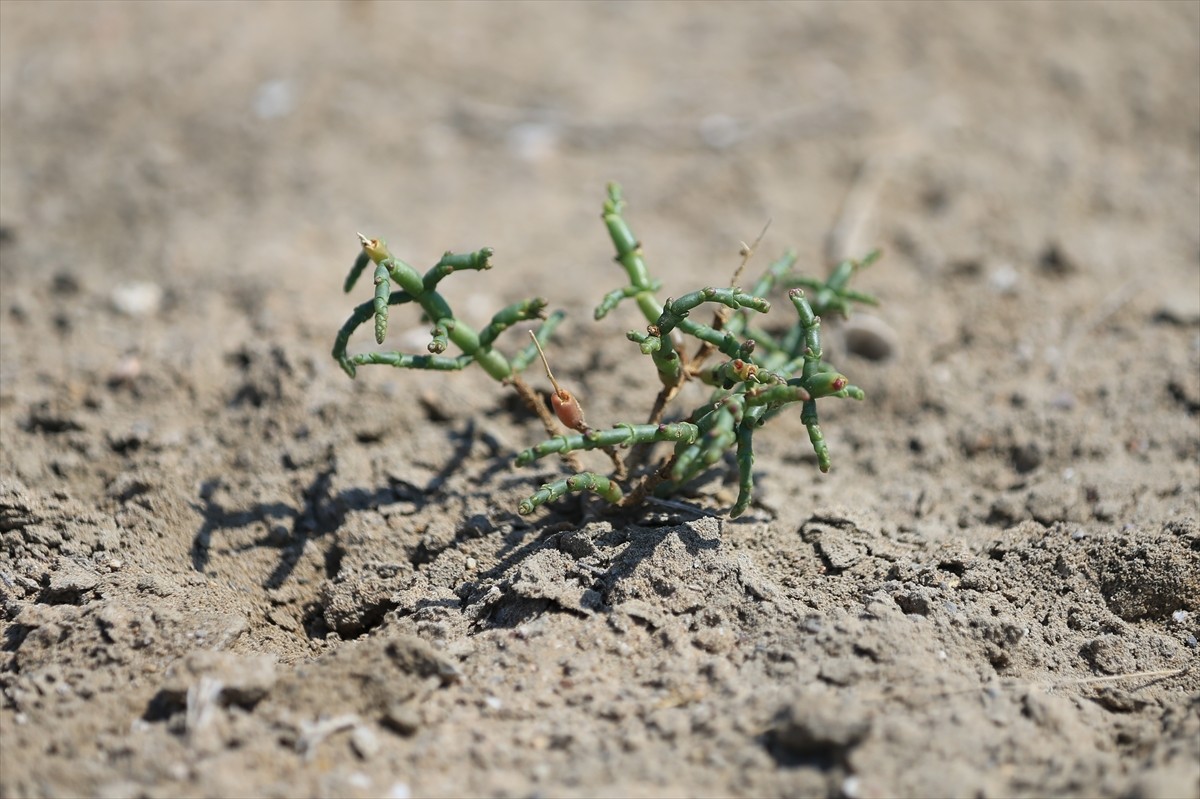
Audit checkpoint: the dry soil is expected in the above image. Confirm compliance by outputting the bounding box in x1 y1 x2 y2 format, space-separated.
1 3 1198 798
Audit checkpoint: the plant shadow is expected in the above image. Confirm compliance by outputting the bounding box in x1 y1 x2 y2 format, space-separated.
190 421 478 588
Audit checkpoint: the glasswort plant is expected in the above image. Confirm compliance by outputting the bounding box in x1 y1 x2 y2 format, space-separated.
332 184 879 518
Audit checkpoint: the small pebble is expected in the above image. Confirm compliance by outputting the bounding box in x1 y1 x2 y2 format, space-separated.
108 354 141 385
506 121 559 163
253 79 294 120
989 265 1019 294
383 703 420 736
350 725 380 760
110 281 163 317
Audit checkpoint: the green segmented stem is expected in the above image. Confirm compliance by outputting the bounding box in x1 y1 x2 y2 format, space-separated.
428 318 453 354
785 249 881 318
352 351 475 371
698 358 788 390
599 183 664 324
446 320 509 381
787 288 824 383
675 319 750 361
344 250 371 294
332 293 415 377
380 252 426 298
671 403 737 484
745 384 811 407
423 247 494 292
646 327 684 386
839 385 866 401
657 288 770 337
596 281 663 320
337 237 525 382
801 399 831 472
515 422 699 466
748 250 800 302
801 370 850 399
519 472 624 516
373 263 391 344
634 287 770 387
627 329 661 355
478 297 548 349
730 420 756 517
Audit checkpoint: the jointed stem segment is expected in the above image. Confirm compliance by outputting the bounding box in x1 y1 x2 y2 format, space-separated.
331 184 879 519
332 235 548 384
784 249 881 319
516 422 699 467
597 183 665 324
519 472 623 516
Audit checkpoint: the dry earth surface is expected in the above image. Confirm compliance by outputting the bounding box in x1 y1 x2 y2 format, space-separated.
1 3 1199 798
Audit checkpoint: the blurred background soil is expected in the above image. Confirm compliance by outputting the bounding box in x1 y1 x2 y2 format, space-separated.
1 2 1198 797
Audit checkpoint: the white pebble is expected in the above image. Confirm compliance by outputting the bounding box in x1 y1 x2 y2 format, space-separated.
989 265 1019 294
506 121 560 163
350 725 380 760
254 79 294 120
110 281 163 317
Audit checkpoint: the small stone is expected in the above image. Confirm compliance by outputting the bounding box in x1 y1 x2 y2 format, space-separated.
382 702 421 736
989 265 1019 294
107 354 142 386
110 281 163 317
253 79 294 120
506 121 560 163
1153 292 1200 326
350 725 381 760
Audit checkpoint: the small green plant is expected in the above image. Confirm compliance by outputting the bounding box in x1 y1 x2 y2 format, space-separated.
332 184 878 518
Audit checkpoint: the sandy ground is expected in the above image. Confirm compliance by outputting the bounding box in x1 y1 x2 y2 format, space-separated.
1 3 1199 798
